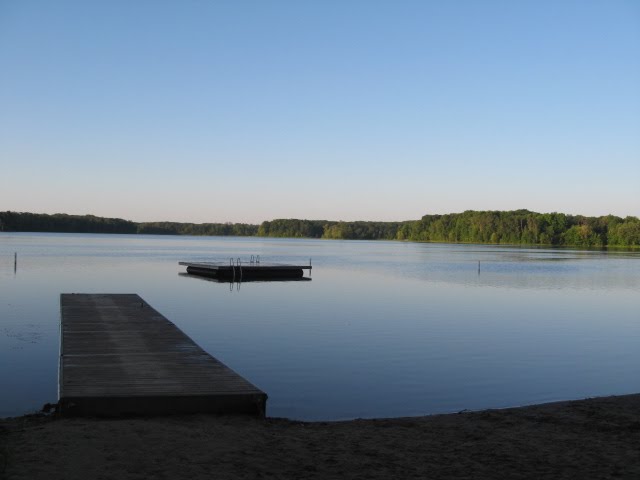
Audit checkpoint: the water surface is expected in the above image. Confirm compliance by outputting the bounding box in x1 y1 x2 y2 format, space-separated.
1 233 639 420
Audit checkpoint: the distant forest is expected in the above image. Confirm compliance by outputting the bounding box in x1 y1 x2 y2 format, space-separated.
0 211 258 237
1 210 639 247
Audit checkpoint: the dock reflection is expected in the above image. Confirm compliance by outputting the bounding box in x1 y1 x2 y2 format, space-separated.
178 272 311 292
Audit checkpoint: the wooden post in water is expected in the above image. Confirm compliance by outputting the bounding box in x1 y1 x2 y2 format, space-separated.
14 252 17 273
478 260 480 275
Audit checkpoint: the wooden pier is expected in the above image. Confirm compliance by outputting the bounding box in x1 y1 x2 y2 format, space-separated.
59 294 267 417
179 261 311 280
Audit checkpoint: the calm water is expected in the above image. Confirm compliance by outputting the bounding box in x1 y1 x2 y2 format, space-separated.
1 232 639 420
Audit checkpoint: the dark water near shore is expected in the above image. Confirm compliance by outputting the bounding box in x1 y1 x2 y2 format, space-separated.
1 232 639 420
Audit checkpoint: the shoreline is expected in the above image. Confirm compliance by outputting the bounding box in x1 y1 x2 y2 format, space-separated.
3 393 639 479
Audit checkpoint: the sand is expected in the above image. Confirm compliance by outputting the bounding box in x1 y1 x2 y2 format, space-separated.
2 394 639 480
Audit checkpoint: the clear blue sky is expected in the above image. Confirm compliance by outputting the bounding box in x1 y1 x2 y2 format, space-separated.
1 1 638 223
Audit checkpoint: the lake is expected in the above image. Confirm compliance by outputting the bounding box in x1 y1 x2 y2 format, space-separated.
1 232 639 420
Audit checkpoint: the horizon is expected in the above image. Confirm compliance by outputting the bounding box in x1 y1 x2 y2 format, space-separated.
1 1 639 223
3 207 639 226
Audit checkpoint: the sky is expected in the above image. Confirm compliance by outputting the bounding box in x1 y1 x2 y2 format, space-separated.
1 1 639 224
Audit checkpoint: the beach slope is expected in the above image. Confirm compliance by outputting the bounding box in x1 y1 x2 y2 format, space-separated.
2 394 639 479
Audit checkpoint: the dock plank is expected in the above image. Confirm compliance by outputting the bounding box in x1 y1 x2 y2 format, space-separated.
59 294 267 416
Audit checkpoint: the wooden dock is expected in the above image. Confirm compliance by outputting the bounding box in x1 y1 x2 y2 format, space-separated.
179 261 311 280
59 294 267 416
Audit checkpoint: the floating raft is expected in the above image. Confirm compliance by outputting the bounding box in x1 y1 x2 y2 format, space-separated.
59 294 267 417
179 261 312 280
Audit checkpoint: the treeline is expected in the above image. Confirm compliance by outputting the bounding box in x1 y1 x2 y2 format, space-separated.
400 210 640 247
2 210 639 247
137 222 258 236
258 211 640 247
0 212 257 237
0 211 137 234
257 219 408 240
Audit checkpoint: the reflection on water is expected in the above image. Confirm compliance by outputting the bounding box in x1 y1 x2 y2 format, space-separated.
1 232 639 419
3 324 43 347
178 272 312 293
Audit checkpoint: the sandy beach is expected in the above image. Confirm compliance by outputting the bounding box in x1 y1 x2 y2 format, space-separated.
2 393 639 480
